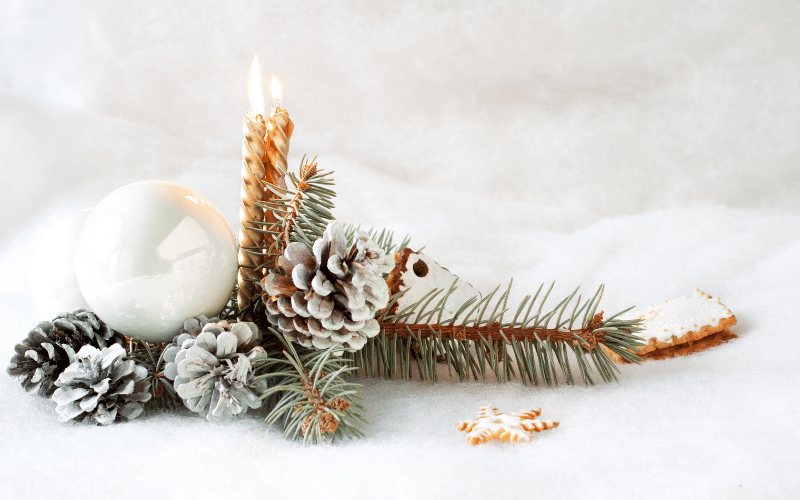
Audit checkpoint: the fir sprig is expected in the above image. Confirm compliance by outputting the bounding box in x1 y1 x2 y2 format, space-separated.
218 282 242 321
125 339 182 412
256 155 336 258
247 157 369 442
348 282 644 385
255 332 365 444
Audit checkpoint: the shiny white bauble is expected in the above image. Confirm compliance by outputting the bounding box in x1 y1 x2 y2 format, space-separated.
74 181 237 342
29 208 93 319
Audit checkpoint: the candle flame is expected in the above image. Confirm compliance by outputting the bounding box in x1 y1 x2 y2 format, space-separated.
271 77 282 108
249 56 265 116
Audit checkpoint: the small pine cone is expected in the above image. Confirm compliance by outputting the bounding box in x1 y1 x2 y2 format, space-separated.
261 221 394 351
52 309 125 349
7 322 77 397
51 344 151 425
162 317 250 377
152 316 223 407
159 315 222 369
177 315 220 337
7 309 124 397
161 320 267 421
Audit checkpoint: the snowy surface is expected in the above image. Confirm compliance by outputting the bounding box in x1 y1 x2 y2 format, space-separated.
1 1 799 498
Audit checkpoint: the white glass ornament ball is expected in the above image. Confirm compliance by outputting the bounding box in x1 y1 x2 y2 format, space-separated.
29 208 93 319
74 180 238 342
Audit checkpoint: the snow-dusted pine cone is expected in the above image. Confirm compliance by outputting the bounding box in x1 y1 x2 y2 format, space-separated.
162 320 267 421
7 309 124 397
148 315 223 408
176 315 220 337
261 221 394 351
52 344 151 425
52 309 125 349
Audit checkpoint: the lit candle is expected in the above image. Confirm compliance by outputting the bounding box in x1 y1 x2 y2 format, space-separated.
264 76 294 239
237 56 269 313
237 59 295 314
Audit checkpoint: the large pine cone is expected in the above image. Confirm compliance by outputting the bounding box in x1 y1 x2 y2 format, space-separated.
162 320 267 421
52 344 151 425
7 309 124 397
261 221 394 351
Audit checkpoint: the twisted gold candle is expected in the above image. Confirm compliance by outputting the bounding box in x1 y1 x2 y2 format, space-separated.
237 61 294 313
237 56 270 313
263 77 294 265
237 109 268 312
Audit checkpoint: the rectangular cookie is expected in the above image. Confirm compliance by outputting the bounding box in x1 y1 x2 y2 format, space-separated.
606 289 737 362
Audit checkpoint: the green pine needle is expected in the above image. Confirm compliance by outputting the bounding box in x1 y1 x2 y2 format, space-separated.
347 282 644 385
255 330 365 444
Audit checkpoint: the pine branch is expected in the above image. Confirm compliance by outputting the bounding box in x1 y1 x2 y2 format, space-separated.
255 330 365 444
125 339 183 412
218 281 242 321
347 283 644 385
238 156 335 321
245 156 366 442
255 155 336 261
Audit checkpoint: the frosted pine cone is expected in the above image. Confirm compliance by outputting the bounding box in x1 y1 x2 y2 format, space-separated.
7 322 78 397
158 315 222 374
139 316 223 412
7 309 124 397
52 344 151 425
177 315 220 337
261 221 394 351
162 320 267 421
52 309 125 349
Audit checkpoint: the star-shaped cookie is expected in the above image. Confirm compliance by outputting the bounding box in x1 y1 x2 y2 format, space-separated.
456 406 559 445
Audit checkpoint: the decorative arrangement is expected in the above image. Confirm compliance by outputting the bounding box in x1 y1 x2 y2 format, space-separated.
7 57 740 443
456 406 559 445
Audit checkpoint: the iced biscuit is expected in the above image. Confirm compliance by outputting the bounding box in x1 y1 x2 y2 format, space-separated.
606 289 737 362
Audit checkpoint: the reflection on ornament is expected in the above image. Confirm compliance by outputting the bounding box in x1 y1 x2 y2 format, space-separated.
74 181 237 342
29 208 93 319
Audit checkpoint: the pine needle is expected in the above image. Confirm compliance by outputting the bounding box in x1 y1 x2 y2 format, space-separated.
346 283 643 385
256 330 364 444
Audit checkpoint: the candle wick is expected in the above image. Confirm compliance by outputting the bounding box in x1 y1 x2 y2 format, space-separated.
275 99 281 111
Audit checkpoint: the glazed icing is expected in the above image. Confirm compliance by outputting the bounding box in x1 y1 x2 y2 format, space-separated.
619 289 733 343
456 406 558 445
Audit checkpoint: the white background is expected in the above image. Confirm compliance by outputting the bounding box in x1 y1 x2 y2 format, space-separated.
1 1 798 498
